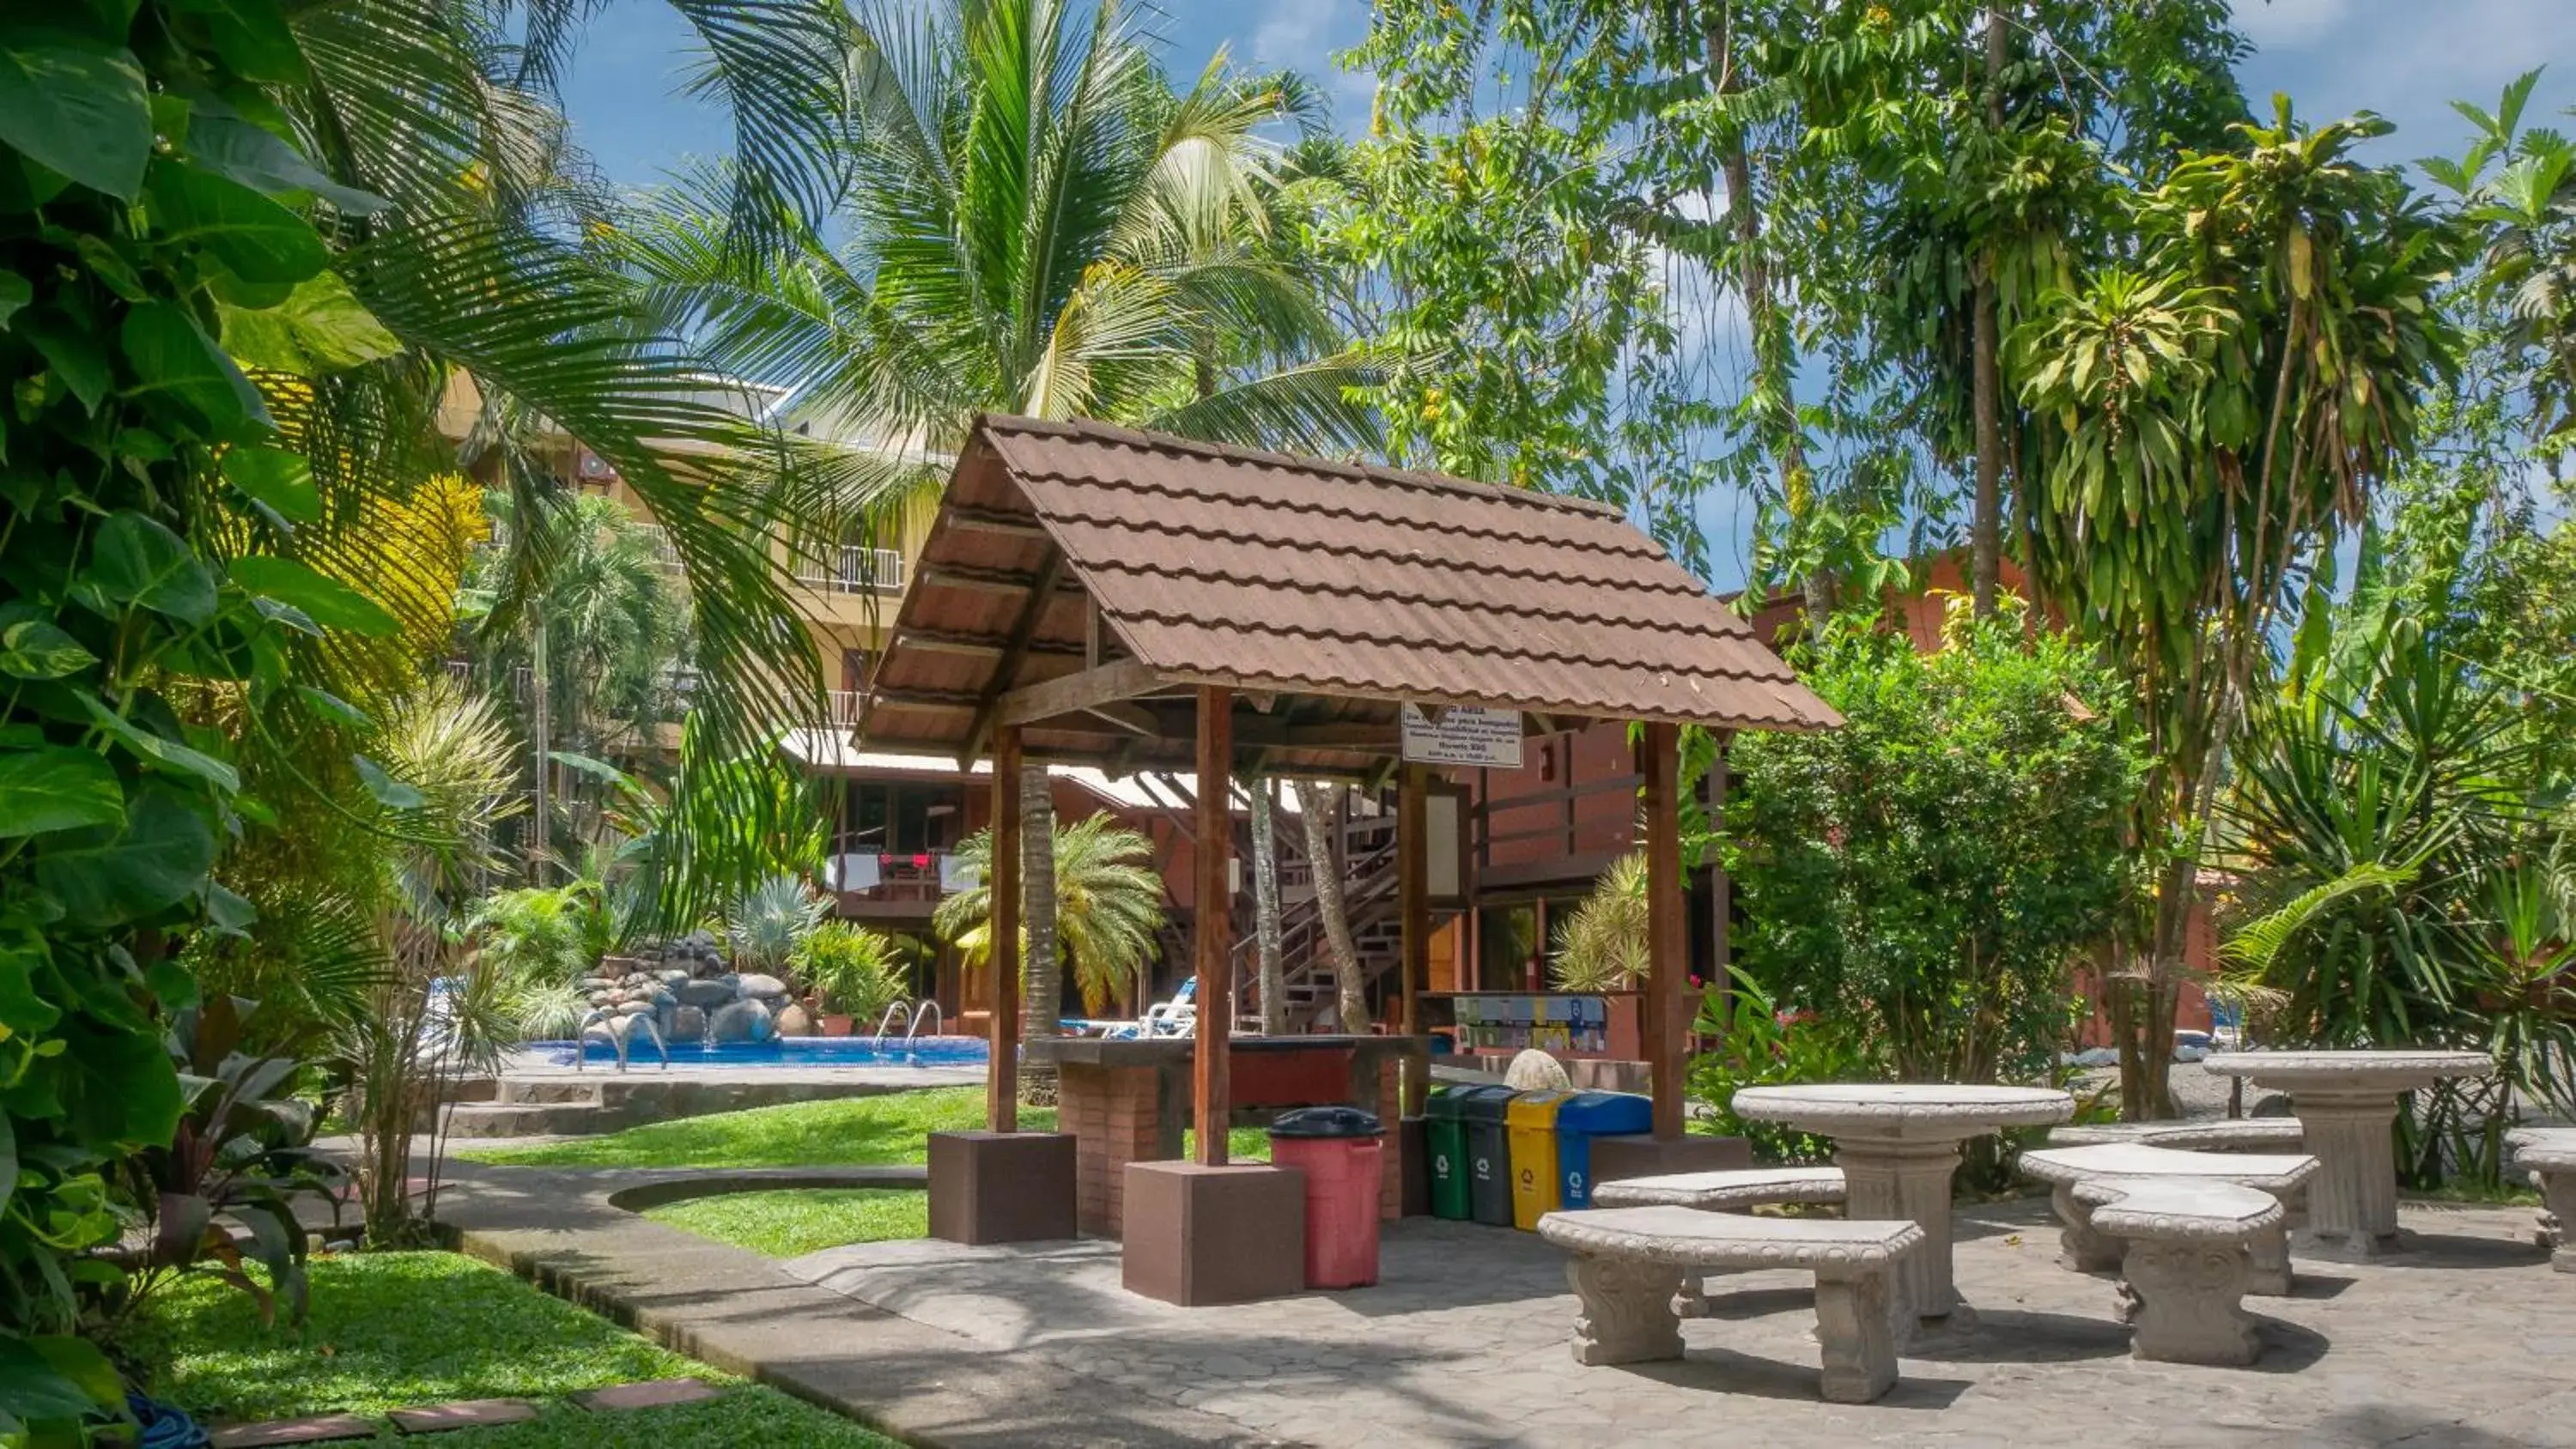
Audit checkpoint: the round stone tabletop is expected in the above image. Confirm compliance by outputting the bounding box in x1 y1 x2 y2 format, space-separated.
2200 1049 2492 1091
1730 1083 2074 1141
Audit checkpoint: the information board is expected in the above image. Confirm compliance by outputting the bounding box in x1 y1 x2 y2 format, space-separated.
1400 704 1524 768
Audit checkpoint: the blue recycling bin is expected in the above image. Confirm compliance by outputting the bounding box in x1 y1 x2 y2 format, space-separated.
1552 1090 1655 1208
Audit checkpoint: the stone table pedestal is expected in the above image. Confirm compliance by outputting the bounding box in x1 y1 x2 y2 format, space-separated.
2202 1050 2493 1259
1730 1083 2072 1322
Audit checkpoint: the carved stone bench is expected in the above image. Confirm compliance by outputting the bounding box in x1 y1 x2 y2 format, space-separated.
2072 1178 2282 1366
2048 1119 2305 1153
2021 1143 2315 1295
2507 1128 2576 1272
1589 1167 1848 1317
1535 1205 1923 1404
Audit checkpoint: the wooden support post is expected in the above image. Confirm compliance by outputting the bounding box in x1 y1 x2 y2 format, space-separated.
1705 731 1733 1021
988 725 1024 1132
1399 762 1431 1114
1193 687 1234 1166
1639 721 1686 1140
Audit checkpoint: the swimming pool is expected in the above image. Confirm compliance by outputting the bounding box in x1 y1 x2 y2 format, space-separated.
526 1034 990 1069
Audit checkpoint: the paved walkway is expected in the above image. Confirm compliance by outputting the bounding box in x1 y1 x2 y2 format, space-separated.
439 1155 2570 1448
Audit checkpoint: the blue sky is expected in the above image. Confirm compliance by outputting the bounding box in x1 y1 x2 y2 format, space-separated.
556 1 2576 587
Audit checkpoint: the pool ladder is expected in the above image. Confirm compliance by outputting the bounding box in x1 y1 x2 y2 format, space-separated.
866 1001 943 1052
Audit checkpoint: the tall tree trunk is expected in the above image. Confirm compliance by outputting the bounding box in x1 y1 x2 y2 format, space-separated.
1253 779 1285 1034
1294 780 1368 1033
1971 3 2010 617
528 619 550 882
1018 766 1059 1100
1704 12 1826 613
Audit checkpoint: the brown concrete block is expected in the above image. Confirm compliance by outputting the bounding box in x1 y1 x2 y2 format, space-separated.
210 1416 379 1446
928 1131 1078 1245
1588 1133 1753 1185
389 1398 538 1434
1121 1161 1305 1307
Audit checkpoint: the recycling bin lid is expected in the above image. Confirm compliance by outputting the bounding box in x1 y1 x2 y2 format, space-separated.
1457 1084 1517 1122
1556 1091 1655 1133
1268 1105 1386 1139
1425 1086 1469 1121
1506 1090 1575 1128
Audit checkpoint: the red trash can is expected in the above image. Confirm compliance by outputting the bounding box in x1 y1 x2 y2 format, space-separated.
1267 1106 1386 1289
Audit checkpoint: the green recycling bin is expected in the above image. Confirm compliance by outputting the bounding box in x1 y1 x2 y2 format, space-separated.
1424 1088 1473 1221
1458 1084 1519 1227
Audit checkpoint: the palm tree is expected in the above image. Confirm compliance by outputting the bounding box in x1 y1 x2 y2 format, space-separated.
938 815 1168 1018
618 0 1379 1062
2014 102 2459 1117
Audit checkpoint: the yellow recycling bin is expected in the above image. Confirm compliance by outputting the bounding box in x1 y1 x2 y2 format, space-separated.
1505 1090 1575 1230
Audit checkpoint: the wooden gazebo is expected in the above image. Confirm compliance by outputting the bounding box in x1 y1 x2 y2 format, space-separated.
878 416 1838 1279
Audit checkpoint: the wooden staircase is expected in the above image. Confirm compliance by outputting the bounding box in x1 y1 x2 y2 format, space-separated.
1237 814 1405 1032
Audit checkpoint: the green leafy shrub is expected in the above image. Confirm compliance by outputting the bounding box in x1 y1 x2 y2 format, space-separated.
1687 968 1880 1164
1722 602 2145 1087
795 922 908 1024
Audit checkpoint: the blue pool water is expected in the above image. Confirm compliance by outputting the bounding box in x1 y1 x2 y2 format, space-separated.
527 1034 989 1068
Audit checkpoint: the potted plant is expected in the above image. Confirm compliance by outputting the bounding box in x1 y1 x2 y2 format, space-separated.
796 920 907 1036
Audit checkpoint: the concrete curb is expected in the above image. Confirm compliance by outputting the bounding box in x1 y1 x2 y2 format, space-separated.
435 1159 1281 1447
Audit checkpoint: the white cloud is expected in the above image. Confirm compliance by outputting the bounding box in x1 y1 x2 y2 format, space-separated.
1237 0 1376 128
2233 0 2576 165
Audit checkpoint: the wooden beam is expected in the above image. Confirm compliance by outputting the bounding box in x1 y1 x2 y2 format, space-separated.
872 687 981 711
1079 701 1158 737
897 627 1082 659
988 724 1024 1132
916 561 1076 594
1639 721 1686 1140
994 658 1166 729
963 549 1069 761
1193 686 1234 1167
1398 762 1431 1115
946 505 1048 539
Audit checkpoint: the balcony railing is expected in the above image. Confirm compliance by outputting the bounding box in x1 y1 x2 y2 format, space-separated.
796 545 906 596
825 849 968 906
824 689 867 730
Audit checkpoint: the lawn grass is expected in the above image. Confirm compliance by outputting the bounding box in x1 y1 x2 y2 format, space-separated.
644 1189 928 1257
460 1085 1273 1172
457 1087 1022 1169
126 1252 898 1446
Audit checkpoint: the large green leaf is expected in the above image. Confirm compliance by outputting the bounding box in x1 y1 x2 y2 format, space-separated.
231 555 397 636
0 33 149 199
182 98 385 214
121 300 270 436
168 0 308 84
0 268 28 330
79 511 216 623
351 753 424 810
77 692 240 791
220 446 321 524
32 787 218 925
146 161 328 286
0 747 125 838
0 1112 15 1209
217 271 400 376
0 616 98 680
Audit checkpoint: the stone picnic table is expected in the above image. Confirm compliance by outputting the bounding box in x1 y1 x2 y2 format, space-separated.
2200 1049 2493 1258
1729 1082 2072 1322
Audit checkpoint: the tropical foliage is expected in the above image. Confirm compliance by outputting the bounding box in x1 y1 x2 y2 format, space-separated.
939 815 1167 1017
1548 853 1653 995
794 921 909 1025
723 875 832 979
1722 601 2145 1086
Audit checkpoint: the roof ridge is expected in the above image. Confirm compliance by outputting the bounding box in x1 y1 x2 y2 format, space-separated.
975 412 1633 522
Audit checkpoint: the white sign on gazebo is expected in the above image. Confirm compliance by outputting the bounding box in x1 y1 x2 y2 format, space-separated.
1400 704 1524 768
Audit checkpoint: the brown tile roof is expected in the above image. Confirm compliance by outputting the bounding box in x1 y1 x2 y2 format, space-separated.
861 415 1838 767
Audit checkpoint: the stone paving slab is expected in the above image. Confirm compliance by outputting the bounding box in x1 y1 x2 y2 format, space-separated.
570 1378 722 1410
387 1398 538 1434
208 1415 376 1447
782 1199 2570 1448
